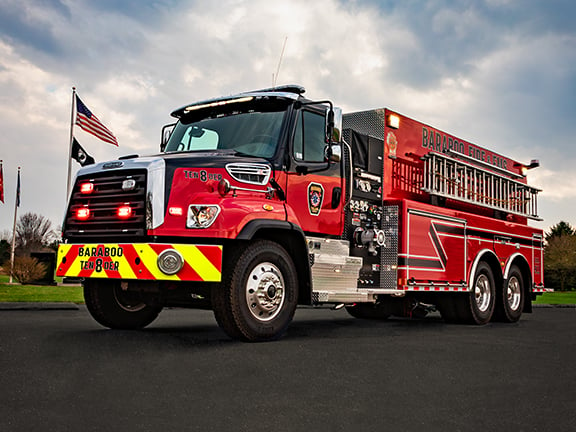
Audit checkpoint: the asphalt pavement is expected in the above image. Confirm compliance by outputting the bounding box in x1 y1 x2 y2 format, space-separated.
0 305 575 432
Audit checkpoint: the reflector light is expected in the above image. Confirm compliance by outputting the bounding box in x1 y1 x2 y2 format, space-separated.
169 207 183 216
76 207 90 220
117 205 132 219
80 183 94 194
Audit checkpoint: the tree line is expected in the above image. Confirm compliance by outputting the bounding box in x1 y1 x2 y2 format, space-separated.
544 221 576 291
1 213 575 290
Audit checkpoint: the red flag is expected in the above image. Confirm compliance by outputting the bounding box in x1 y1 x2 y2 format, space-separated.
75 95 118 146
0 160 4 203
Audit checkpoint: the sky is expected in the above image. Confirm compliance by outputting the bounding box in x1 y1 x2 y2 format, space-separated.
0 0 575 236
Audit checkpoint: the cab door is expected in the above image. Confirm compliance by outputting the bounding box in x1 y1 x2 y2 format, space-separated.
284 107 343 236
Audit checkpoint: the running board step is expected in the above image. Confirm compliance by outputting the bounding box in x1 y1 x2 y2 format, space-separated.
312 289 405 304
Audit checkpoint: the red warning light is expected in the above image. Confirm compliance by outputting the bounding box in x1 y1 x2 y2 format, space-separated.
76 207 90 220
80 183 94 194
117 205 132 219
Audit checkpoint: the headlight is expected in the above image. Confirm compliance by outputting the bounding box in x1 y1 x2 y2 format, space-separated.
186 205 221 228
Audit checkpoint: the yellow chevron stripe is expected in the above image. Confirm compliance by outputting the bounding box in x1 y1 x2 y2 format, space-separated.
180 244 222 282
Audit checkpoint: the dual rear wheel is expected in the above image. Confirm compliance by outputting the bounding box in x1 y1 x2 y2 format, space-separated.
438 262 525 325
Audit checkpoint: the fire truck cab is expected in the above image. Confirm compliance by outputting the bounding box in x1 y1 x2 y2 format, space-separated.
57 85 546 341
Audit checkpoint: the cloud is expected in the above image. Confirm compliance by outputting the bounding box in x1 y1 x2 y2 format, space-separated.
0 0 575 232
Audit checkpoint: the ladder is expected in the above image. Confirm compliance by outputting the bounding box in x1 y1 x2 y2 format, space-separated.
421 151 541 220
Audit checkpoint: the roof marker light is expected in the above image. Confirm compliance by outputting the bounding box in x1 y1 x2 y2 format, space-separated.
387 114 400 129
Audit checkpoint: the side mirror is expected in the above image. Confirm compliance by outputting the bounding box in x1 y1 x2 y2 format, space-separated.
327 107 342 144
161 123 176 152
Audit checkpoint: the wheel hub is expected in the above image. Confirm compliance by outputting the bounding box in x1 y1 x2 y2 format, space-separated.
507 276 521 311
474 274 491 313
245 262 285 321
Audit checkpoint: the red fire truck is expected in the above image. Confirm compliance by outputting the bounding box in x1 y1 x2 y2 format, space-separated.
56 85 546 341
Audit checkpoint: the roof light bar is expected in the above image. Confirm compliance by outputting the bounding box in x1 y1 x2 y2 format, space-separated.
184 96 254 113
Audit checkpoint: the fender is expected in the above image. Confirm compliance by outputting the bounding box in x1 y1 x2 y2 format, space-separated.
468 248 500 289
235 218 312 305
503 252 530 280
236 219 306 241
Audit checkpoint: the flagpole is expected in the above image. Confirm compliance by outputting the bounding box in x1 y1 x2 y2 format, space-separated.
66 87 76 199
9 167 20 284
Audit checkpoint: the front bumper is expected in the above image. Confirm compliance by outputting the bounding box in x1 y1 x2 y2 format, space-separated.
56 243 222 282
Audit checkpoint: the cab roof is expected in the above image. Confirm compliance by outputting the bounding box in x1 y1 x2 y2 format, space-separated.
170 84 306 118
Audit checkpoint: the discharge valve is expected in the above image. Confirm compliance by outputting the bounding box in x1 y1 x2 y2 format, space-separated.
354 227 386 255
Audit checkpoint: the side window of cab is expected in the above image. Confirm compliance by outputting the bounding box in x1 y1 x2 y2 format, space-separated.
293 110 326 163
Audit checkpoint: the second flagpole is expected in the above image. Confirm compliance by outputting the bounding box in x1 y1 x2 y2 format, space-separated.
9 167 20 284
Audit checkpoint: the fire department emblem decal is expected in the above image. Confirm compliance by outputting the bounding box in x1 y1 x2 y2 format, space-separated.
308 182 324 216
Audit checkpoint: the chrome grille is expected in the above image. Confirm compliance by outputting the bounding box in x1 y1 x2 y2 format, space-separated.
64 170 147 241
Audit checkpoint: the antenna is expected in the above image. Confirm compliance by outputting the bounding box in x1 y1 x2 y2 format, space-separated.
272 36 288 87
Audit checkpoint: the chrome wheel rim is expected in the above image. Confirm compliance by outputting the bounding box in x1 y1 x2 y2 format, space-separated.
475 274 491 313
507 276 522 311
245 262 285 321
113 287 147 312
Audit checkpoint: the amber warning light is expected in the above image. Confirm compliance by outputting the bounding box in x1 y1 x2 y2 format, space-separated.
169 207 184 216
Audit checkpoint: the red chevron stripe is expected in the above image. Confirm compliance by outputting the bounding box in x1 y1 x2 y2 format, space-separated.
196 245 223 271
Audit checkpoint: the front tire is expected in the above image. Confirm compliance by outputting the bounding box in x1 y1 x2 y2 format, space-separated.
84 279 162 330
212 240 298 342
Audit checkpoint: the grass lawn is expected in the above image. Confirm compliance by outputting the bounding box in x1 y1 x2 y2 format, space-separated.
0 273 574 304
0 274 84 303
534 291 576 305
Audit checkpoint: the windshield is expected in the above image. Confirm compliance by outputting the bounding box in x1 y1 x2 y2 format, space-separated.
164 100 289 158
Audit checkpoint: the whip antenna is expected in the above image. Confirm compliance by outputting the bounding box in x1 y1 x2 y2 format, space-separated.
273 36 288 87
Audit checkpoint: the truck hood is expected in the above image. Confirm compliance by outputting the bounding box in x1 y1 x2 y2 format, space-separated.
75 150 272 178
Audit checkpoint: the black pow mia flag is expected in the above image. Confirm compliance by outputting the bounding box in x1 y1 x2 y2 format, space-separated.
71 137 95 166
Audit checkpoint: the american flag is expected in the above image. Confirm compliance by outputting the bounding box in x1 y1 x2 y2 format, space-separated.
75 95 118 146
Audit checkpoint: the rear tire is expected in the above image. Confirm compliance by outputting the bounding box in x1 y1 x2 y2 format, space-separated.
84 279 162 330
452 261 496 325
494 265 524 323
212 240 298 342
